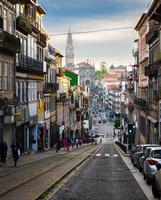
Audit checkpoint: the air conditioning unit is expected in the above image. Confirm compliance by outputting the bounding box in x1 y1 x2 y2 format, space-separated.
5 105 15 115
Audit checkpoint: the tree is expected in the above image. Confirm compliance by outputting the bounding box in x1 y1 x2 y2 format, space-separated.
114 117 120 129
95 69 107 80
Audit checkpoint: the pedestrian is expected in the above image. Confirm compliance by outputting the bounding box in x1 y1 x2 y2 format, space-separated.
11 142 19 167
76 138 79 148
63 138 68 151
71 138 75 148
56 139 61 153
1 141 8 167
78 138 82 146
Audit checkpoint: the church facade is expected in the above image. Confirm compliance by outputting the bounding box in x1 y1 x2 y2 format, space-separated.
76 62 95 90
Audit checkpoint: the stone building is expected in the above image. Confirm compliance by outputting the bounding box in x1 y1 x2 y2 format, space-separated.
0 0 20 153
76 61 95 91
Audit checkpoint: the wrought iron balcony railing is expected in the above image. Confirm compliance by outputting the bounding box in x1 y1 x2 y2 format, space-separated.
134 97 148 108
146 25 159 44
17 54 43 73
37 32 47 47
45 83 59 93
145 65 158 77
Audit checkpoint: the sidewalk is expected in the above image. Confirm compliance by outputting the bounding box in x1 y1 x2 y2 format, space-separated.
0 143 89 172
0 143 100 200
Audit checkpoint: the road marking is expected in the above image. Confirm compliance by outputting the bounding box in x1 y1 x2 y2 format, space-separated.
105 154 110 157
113 154 118 157
96 154 101 157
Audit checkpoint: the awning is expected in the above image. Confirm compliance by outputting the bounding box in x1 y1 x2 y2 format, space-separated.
147 115 158 124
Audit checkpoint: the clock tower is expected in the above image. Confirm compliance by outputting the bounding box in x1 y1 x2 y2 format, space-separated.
66 27 74 69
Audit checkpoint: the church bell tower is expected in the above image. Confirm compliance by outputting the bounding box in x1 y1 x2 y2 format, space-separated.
66 27 74 69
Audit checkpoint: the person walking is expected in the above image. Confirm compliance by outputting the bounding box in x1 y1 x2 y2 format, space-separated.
63 138 68 151
11 142 19 167
76 138 79 148
56 139 61 153
1 142 8 166
71 138 75 148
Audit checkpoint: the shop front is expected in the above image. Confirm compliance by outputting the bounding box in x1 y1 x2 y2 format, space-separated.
15 105 29 153
50 114 57 148
29 102 38 152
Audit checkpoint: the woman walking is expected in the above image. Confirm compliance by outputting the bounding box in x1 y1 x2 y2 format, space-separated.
1 142 8 166
11 142 19 167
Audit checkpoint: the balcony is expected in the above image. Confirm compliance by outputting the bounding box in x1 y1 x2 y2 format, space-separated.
145 64 158 77
150 5 161 23
128 102 134 111
37 32 47 47
45 83 59 93
0 30 20 54
17 54 44 74
134 97 147 108
16 15 32 35
58 68 65 77
127 83 134 92
133 48 139 57
146 25 159 44
154 49 161 63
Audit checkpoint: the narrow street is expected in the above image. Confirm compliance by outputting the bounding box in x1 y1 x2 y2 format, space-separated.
50 122 148 200
51 143 147 200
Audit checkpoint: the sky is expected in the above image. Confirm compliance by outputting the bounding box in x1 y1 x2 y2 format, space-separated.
39 0 152 69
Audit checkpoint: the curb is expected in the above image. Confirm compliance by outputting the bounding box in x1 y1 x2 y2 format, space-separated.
36 144 102 200
114 143 130 157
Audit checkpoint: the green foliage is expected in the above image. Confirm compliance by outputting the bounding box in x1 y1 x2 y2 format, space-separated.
0 31 20 54
114 117 120 129
16 15 32 34
95 69 107 80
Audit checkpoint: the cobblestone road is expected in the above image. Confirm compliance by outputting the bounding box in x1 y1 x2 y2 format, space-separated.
51 143 148 200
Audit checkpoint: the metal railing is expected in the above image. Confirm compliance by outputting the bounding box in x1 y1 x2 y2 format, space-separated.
17 54 43 73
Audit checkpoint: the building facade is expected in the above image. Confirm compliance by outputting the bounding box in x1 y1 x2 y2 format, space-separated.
0 0 20 153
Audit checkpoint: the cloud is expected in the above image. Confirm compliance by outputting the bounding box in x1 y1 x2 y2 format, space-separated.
39 0 150 68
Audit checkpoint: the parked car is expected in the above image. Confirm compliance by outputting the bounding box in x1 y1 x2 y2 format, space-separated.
133 144 152 168
152 163 161 198
130 145 139 164
138 145 159 172
143 147 161 185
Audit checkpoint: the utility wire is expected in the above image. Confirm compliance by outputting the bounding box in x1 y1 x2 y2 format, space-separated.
48 26 134 36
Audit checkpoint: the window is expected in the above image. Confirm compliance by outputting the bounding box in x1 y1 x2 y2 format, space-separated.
8 62 13 90
4 9 7 31
4 62 8 90
0 61 2 90
24 38 27 56
8 12 13 34
19 82 22 102
16 81 18 99
24 81 27 102
0 5 2 17
140 116 146 135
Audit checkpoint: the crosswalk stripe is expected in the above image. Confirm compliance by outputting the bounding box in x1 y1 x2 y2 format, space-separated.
96 154 101 157
105 154 110 157
113 154 118 157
